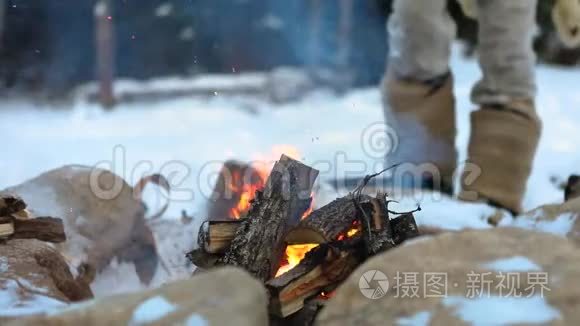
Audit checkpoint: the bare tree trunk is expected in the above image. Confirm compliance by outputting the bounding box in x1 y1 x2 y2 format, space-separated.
94 0 115 109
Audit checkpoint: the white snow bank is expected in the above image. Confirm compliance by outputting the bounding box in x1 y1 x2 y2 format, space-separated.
443 295 561 325
502 212 577 236
482 256 542 272
396 311 432 326
0 279 67 317
130 295 177 325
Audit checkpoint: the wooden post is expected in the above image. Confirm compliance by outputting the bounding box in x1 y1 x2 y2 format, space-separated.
94 0 115 109
0 0 5 51
307 0 322 71
336 0 353 69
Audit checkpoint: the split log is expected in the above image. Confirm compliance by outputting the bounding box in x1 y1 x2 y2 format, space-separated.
267 242 361 317
0 216 66 243
203 220 243 254
360 194 395 255
284 195 368 245
218 155 319 282
207 161 265 220
0 195 26 217
270 298 325 326
12 217 66 243
391 213 420 245
0 216 14 237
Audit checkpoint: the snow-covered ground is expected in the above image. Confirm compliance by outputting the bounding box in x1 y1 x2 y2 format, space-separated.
1 46 579 307
2 47 578 218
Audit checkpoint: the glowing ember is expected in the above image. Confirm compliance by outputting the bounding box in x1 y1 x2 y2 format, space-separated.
336 220 362 241
275 243 319 277
301 194 315 219
318 290 335 300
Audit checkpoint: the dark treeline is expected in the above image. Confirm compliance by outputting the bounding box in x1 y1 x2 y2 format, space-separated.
0 0 577 96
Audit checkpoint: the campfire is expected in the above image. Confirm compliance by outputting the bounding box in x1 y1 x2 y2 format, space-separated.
191 154 420 323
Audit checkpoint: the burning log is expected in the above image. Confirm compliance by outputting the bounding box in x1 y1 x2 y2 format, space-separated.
270 299 325 326
266 241 362 317
391 213 420 245
207 160 266 220
218 155 319 282
359 194 396 255
284 196 365 245
188 159 424 324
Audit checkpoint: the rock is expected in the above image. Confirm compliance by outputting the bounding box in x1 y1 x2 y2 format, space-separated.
317 228 580 325
9 267 268 326
0 240 93 322
1 165 158 285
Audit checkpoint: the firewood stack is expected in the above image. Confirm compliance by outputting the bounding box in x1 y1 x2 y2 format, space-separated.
0 195 66 243
187 155 420 325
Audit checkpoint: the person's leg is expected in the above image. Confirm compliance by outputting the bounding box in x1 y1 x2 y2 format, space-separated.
459 0 541 214
383 0 457 193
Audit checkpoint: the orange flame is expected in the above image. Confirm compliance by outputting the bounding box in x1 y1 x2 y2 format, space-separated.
228 168 268 219
227 145 305 219
275 220 361 277
275 243 319 277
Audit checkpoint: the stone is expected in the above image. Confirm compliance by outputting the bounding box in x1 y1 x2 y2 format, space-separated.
0 240 93 323
318 228 580 325
8 267 268 326
1 165 158 284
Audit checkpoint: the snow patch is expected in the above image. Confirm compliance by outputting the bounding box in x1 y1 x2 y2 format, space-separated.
186 314 209 326
130 296 177 325
17 278 50 294
483 256 542 272
443 295 561 325
0 279 67 317
506 212 576 236
397 311 432 326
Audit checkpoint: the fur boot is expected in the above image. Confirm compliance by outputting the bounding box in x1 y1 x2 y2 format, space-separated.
382 72 458 194
458 100 541 215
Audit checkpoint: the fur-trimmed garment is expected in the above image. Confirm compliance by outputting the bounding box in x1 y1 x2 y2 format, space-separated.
460 0 580 48
388 0 537 105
